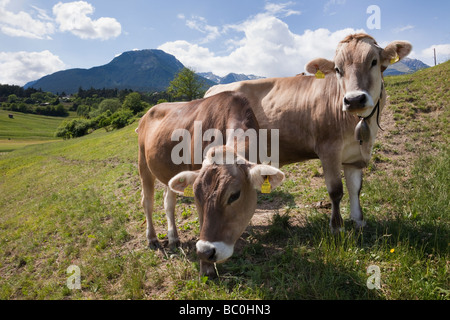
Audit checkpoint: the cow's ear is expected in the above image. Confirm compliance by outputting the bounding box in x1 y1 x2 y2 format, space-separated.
168 171 199 195
305 58 335 75
248 164 285 190
381 40 412 72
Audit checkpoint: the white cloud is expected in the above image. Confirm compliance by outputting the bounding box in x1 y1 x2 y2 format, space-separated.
159 7 363 77
184 15 221 44
264 2 301 17
0 0 121 41
323 0 346 15
392 25 414 33
411 44 450 66
53 1 121 40
30 5 53 21
0 50 66 86
0 0 55 39
178 2 301 46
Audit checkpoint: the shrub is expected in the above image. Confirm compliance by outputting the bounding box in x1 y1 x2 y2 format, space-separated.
98 98 122 113
55 118 94 139
76 105 91 118
55 107 135 139
94 110 113 128
109 109 134 129
123 92 144 114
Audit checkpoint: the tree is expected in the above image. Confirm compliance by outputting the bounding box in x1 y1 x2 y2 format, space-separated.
55 118 93 139
7 94 18 103
109 109 134 129
76 104 91 118
168 67 205 101
123 92 144 114
98 98 122 114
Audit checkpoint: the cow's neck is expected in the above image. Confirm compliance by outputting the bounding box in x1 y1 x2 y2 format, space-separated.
354 81 384 145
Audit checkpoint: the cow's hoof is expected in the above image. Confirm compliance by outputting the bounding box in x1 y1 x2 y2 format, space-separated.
354 219 366 230
330 225 345 235
148 239 161 250
168 239 180 250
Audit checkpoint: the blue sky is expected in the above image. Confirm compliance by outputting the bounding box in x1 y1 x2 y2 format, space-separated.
1 0 449 85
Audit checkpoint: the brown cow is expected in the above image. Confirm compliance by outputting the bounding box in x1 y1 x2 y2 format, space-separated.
137 91 284 276
205 34 412 233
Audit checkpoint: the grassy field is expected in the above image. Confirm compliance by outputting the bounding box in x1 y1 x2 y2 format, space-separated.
0 110 68 152
0 62 448 300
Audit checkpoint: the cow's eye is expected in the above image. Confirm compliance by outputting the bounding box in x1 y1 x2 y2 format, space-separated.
227 191 241 205
335 67 341 75
371 59 378 67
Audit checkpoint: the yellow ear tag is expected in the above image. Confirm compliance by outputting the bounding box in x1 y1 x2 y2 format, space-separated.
183 184 194 197
261 177 271 194
390 54 399 64
315 70 325 79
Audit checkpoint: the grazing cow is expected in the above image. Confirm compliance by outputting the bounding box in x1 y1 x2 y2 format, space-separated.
205 34 412 233
137 91 284 276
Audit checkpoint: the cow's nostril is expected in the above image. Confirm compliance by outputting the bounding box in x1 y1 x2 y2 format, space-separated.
344 93 367 109
207 248 216 261
359 94 367 104
197 247 216 262
343 97 350 106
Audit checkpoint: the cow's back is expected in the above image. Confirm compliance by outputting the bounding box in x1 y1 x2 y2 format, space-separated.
205 76 359 165
138 92 258 184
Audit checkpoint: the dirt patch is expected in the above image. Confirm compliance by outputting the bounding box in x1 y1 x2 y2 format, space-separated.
368 99 446 179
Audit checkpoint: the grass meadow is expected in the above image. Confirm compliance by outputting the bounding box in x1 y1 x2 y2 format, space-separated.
0 110 69 152
0 62 448 300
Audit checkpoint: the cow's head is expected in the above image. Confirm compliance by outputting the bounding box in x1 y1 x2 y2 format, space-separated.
168 146 284 273
306 33 412 116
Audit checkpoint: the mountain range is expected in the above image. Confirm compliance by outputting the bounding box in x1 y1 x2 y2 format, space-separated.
25 50 184 94
384 57 430 76
197 72 264 84
25 49 429 94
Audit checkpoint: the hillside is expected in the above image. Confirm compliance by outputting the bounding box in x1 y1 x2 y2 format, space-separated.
0 110 66 152
26 50 185 94
0 62 448 300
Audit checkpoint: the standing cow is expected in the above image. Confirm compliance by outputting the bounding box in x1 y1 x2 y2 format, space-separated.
137 91 284 276
205 33 412 233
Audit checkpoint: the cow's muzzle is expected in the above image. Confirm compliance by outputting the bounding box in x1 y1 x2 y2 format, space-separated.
343 91 374 114
196 240 234 263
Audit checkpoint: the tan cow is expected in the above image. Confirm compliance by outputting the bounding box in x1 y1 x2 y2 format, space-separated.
205 34 412 233
137 91 284 276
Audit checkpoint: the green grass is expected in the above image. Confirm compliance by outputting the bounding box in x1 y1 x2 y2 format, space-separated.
0 110 69 152
0 62 449 300
385 60 449 132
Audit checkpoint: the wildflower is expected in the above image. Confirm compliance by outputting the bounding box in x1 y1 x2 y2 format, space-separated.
390 248 395 253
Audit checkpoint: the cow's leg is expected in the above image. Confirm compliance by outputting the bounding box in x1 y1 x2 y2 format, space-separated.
343 165 366 229
321 157 344 233
139 152 160 249
163 187 179 249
